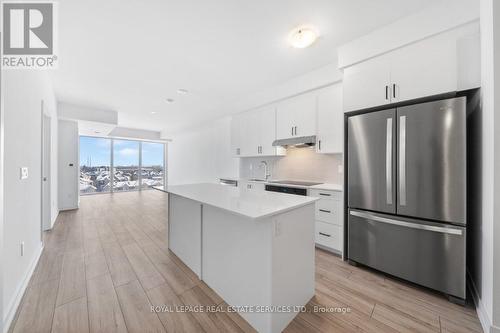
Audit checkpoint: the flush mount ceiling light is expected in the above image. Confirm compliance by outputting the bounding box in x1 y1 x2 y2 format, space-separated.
151 111 157 114
166 98 175 103
177 88 188 95
288 25 319 48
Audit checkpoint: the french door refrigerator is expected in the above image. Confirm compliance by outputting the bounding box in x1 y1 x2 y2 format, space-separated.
347 97 466 300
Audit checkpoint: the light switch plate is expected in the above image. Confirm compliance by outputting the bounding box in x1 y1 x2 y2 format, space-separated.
20 167 29 180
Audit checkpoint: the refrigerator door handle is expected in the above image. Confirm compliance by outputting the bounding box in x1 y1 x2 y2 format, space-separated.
386 118 393 205
350 210 463 235
399 115 407 206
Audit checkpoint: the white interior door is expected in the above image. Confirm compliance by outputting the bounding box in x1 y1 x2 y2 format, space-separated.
42 111 52 231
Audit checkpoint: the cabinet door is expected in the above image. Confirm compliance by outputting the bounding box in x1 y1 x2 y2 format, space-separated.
276 99 296 140
293 92 317 137
343 55 391 112
276 92 316 139
316 84 343 154
239 111 259 157
390 35 457 103
230 114 242 156
256 105 278 156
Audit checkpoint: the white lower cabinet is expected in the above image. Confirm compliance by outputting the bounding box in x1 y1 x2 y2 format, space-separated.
308 189 343 253
315 221 342 251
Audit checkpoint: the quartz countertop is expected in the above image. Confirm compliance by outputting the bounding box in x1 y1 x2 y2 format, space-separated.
154 183 318 219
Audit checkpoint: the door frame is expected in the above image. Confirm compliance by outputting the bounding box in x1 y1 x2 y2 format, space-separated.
41 102 52 231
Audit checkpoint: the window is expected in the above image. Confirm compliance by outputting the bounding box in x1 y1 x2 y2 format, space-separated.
79 136 166 195
141 142 165 189
113 140 140 192
80 137 111 194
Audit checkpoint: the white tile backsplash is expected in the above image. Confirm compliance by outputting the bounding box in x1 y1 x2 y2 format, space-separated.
239 146 343 184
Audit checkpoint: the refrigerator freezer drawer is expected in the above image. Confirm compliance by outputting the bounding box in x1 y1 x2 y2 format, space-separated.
348 209 466 299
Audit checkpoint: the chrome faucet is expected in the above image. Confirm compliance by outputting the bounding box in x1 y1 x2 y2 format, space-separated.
260 161 271 181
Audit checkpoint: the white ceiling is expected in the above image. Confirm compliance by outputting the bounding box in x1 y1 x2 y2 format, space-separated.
51 0 436 134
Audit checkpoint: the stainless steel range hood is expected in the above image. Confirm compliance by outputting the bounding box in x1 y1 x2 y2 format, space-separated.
272 135 316 148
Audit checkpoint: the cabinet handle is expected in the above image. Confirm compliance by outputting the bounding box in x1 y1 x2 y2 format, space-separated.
385 85 388 100
319 209 331 213
393 84 396 99
319 193 331 196
291 127 293 136
319 232 331 237
318 140 321 151
294 126 297 135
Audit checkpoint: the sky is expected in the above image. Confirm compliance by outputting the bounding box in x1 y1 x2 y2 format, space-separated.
80 136 165 167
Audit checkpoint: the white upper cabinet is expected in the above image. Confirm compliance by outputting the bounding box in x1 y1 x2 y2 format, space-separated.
342 26 480 112
230 113 243 156
231 105 283 157
316 83 343 154
343 55 392 112
256 106 279 156
276 92 317 140
390 34 457 103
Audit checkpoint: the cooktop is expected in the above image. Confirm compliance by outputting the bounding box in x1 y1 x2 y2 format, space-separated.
268 180 323 186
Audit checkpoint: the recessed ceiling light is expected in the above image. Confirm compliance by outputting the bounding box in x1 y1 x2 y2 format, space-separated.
166 98 175 103
177 89 188 95
151 111 157 114
288 25 319 48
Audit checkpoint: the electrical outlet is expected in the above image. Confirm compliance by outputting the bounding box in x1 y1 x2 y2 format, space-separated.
20 167 29 179
20 241 25 256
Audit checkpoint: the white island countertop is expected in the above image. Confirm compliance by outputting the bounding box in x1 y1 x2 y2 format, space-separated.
155 183 318 219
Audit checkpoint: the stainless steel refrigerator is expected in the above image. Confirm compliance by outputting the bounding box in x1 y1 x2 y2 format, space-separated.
347 97 466 300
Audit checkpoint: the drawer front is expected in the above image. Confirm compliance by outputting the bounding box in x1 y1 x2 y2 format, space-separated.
315 199 338 224
315 221 342 251
309 189 342 200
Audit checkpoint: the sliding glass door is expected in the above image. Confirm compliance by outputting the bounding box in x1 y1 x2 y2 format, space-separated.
113 139 140 191
141 142 165 189
80 137 112 194
80 136 166 195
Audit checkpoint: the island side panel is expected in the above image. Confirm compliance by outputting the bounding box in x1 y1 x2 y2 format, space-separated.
202 205 273 333
271 203 315 333
168 194 202 277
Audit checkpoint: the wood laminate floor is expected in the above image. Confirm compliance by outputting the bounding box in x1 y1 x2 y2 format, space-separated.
9 190 482 333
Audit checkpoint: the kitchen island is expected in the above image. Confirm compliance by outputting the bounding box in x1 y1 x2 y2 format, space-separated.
155 183 318 333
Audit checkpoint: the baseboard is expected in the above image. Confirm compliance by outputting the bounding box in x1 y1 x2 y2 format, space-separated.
58 206 78 211
467 271 496 333
3 244 44 333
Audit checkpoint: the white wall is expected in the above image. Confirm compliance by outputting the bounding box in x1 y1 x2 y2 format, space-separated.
490 0 500 330
468 1 500 332
58 120 79 210
2 70 57 330
168 117 239 185
337 0 479 68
